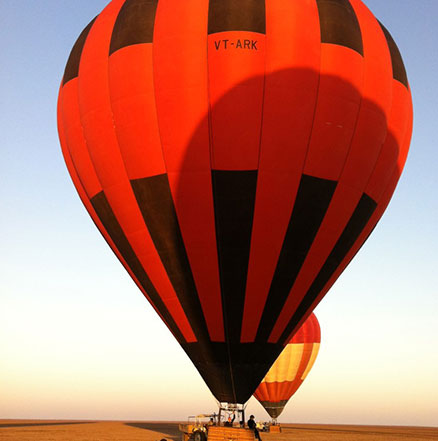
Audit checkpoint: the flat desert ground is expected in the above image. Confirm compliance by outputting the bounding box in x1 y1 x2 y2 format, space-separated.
1 421 437 441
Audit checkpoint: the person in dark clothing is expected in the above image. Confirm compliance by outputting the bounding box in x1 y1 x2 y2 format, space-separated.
247 415 261 440
225 413 235 426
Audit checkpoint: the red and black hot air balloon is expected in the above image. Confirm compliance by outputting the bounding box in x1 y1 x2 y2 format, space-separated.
57 0 413 405
254 313 321 420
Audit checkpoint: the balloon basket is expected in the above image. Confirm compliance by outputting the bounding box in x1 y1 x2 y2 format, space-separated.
269 425 281 433
179 422 255 441
179 406 255 441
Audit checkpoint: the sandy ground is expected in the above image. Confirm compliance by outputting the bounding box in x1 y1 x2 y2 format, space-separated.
0 420 437 441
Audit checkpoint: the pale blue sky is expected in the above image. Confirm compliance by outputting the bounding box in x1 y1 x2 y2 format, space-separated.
1 0 437 426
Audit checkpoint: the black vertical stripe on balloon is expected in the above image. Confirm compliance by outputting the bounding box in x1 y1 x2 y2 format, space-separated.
90 191 185 343
316 0 363 55
109 0 158 55
208 0 266 34
131 174 210 344
278 192 377 344
211 170 258 344
182 341 282 404
63 17 97 85
255 175 337 343
378 22 408 87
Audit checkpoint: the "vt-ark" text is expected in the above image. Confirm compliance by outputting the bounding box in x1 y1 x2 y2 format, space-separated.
214 39 258 50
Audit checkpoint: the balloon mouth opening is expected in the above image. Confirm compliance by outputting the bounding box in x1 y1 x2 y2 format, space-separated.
216 402 246 411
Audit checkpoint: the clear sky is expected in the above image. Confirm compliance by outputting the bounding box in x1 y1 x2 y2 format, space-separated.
1 0 437 427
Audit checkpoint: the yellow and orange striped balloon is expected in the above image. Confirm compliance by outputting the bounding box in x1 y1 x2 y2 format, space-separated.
254 313 321 419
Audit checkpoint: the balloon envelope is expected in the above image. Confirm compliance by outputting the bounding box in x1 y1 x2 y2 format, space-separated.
254 313 321 419
58 0 412 404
